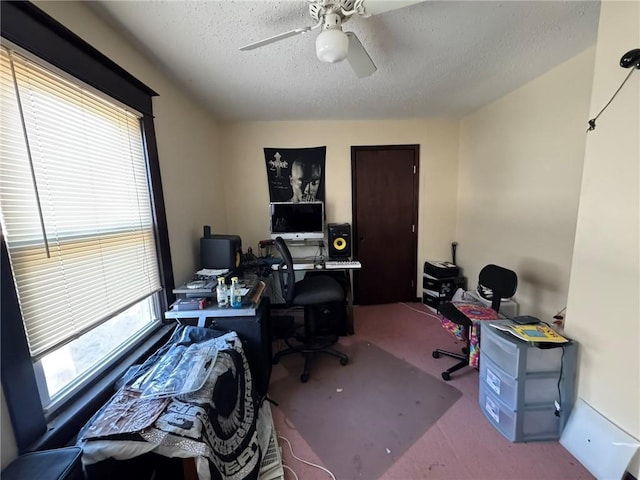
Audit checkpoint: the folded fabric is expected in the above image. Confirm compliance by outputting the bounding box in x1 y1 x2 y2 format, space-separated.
439 302 502 369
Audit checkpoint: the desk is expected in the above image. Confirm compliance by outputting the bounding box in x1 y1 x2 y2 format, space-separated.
79 327 267 480
270 259 361 335
168 278 266 325
165 301 259 323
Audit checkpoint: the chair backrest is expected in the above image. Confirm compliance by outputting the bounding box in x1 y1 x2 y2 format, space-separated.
478 264 518 313
273 236 296 304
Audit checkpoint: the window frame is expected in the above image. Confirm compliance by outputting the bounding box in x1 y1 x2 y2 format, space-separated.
1 1 175 452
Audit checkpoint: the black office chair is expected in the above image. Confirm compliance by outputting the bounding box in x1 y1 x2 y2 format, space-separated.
433 264 517 381
271 236 348 383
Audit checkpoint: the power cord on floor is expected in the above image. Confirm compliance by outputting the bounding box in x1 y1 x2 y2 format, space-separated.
278 435 337 480
399 302 435 316
282 464 299 480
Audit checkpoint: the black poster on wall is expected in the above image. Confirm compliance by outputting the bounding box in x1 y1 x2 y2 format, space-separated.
264 146 326 203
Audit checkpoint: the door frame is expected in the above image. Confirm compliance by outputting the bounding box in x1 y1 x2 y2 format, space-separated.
350 144 420 304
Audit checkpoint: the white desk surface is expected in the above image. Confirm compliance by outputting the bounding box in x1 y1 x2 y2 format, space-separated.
271 259 361 271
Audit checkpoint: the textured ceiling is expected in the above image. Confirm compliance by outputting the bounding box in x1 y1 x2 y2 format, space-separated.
87 0 600 122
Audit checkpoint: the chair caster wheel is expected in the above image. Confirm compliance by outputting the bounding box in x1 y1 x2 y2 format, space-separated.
340 358 348 366
441 372 451 381
432 351 440 358
300 373 309 383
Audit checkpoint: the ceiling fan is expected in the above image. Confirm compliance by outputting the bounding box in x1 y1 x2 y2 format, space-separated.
239 0 424 78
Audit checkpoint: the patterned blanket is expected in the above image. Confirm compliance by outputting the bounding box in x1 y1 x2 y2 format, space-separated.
79 325 261 480
439 301 502 369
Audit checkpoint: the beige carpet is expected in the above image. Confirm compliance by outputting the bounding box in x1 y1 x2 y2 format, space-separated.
269 340 462 480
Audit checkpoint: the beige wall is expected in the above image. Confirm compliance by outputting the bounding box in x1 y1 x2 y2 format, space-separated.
220 120 460 289
458 47 595 321
1 1 228 465
3 1 637 477
565 0 640 476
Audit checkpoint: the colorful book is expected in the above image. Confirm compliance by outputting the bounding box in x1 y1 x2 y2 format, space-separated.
490 322 569 344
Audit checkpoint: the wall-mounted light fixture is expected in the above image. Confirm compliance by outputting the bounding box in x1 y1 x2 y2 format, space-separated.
586 48 640 132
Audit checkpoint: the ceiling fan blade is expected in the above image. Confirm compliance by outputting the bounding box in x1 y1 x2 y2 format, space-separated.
239 26 312 51
346 32 377 78
360 0 425 17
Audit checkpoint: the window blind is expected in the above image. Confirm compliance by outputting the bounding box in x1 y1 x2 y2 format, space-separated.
0 47 161 358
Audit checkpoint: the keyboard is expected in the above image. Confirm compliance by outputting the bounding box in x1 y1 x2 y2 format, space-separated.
271 260 317 270
324 260 362 269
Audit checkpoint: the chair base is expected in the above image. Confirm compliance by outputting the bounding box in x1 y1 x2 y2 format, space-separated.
432 348 469 381
273 336 348 383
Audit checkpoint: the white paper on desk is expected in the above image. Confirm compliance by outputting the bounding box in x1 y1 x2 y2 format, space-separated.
196 268 229 277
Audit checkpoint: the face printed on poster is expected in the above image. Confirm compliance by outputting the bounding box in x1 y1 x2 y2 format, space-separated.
264 147 326 203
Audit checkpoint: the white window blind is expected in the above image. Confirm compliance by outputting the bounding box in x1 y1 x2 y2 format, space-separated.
0 46 161 359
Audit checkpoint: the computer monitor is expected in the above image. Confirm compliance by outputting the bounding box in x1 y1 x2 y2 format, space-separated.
269 202 325 241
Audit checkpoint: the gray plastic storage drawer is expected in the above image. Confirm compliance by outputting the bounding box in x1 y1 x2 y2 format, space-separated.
480 356 560 410
481 323 564 378
479 382 561 442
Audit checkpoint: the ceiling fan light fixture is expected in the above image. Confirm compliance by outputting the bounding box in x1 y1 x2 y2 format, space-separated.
315 29 349 63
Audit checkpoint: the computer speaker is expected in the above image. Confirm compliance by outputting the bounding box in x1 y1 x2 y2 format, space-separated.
328 223 351 259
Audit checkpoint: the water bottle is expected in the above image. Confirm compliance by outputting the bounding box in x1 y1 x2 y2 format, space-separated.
230 276 242 309
216 276 229 308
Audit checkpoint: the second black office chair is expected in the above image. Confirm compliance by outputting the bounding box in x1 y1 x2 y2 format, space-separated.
271 237 348 383
433 264 518 380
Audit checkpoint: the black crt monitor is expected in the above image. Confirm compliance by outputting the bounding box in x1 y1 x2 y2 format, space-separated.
269 202 325 241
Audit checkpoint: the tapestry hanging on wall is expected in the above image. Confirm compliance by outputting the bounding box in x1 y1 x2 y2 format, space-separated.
264 146 326 203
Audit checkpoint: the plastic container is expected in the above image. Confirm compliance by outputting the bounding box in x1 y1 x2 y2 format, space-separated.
479 382 561 442
230 276 242 309
216 276 229 308
480 356 560 410
481 323 564 378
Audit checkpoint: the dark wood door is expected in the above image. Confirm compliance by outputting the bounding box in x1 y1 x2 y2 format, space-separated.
351 145 419 305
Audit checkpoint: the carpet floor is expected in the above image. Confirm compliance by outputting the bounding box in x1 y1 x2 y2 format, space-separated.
269 302 595 480
270 340 461 479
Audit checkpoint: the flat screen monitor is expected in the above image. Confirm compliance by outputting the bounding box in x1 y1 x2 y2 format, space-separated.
269 202 325 240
